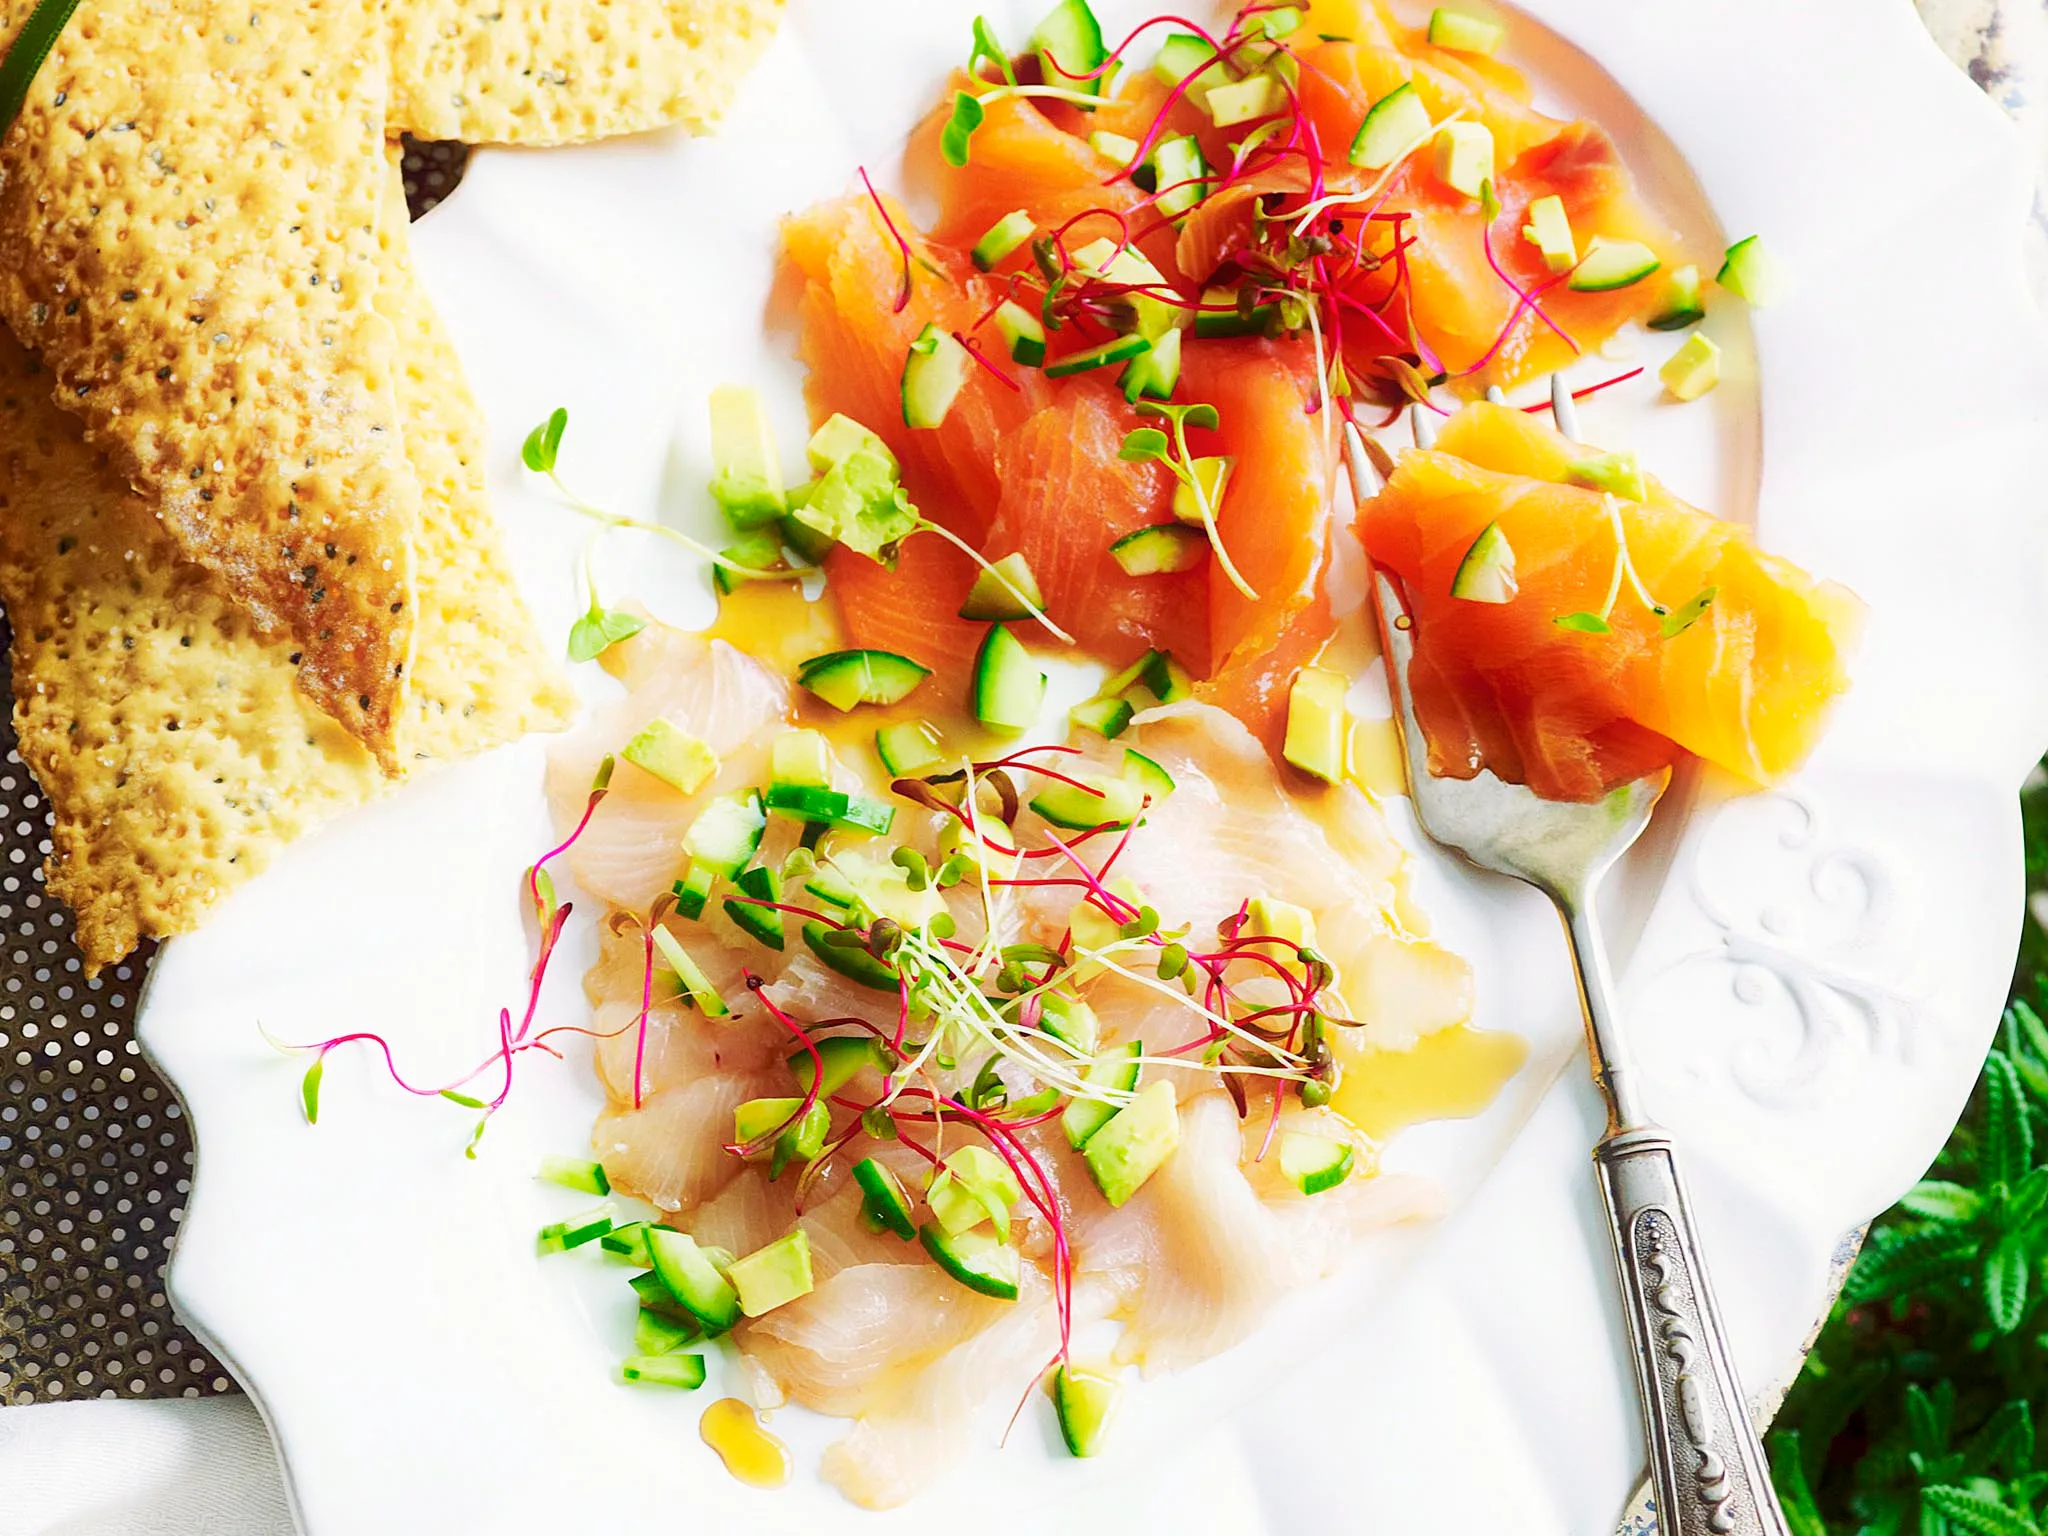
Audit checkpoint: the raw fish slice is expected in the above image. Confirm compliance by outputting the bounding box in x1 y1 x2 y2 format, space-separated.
594 1066 785 1214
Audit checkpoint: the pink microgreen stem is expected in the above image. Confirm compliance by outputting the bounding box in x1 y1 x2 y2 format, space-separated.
859 166 915 314
1520 366 1645 411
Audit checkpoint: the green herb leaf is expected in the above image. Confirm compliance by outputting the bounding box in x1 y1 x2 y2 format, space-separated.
441 1090 488 1110
1984 1235 2031 1333
1002 1087 1061 1119
300 1057 324 1126
1765 1431 1829 1536
1985 1050 2034 1190
941 90 986 168
1553 612 1612 634
1920 1486 2044 1536
1135 399 1219 432
1659 585 1718 639
522 407 568 474
1964 1399 2037 1480
1899 1179 1984 1224
1844 1227 1977 1303
1479 177 1500 221
0 0 83 139
968 16 1016 85
568 605 647 663
1118 427 1171 463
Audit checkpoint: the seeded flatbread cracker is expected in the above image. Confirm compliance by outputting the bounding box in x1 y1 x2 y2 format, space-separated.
0 164 571 972
385 0 784 146
0 0 422 762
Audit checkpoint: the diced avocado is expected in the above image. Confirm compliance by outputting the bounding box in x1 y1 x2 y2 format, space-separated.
937 817 1020 886
1278 1131 1357 1195
726 1230 815 1317
1054 1363 1121 1457
1349 82 1429 170
971 623 1048 733
789 1033 886 1096
780 508 836 565
1257 5 1302 37
1450 520 1519 603
994 300 1048 367
771 729 834 790
1204 72 1284 128
1715 234 1782 306
1520 194 1576 274
798 649 931 711
1069 694 1134 740
1082 1080 1180 1206
920 1223 1022 1300
1149 134 1211 221
620 718 718 794
799 444 914 550
620 1352 707 1390
707 384 787 528
1245 894 1318 949
972 210 1036 271
806 412 894 473
1432 120 1494 200
1171 455 1233 527
722 863 784 950
802 919 901 993
1647 264 1705 331
1036 990 1100 1053
1062 1041 1143 1149
633 1309 700 1356
645 1227 741 1333
902 324 974 430
1110 523 1207 576
1088 129 1140 169
853 1157 918 1239
1120 324 1182 404
1046 332 1151 380
734 1095 830 1177
650 925 731 1017
1660 332 1722 402
1031 0 1108 101
1568 236 1660 292
875 719 945 777
1566 451 1647 501
1427 7 1504 53
958 551 1045 622
927 1145 1023 1237
1283 665 1349 782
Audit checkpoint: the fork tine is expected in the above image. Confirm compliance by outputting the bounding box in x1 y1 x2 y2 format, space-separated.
1409 403 1437 449
1549 372 1579 440
1484 385 1507 404
1368 570 1430 797
1341 421 1382 503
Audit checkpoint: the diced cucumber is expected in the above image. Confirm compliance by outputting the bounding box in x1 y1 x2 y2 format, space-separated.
620 1352 707 1390
853 1157 917 1239
601 1220 653 1267
538 1155 611 1196
772 728 833 790
1045 333 1151 379
1349 82 1429 170
802 920 902 992
798 648 931 712
620 718 718 794
1148 134 1210 220
1283 665 1349 782
1427 7 1504 54
1521 194 1577 274
971 210 1036 271
712 528 787 595
790 1034 886 1096
1450 520 1519 603
1036 990 1100 1053
1054 1363 1121 1457
645 1227 741 1333
1031 0 1108 100
537 1205 614 1254
1110 523 1207 575
1568 236 1660 292
1153 32 1222 94
1566 451 1647 501
676 789 766 919
971 624 1047 734
726 1230 814 1316
1081 1080 1180 1206
1278 1130 1356 1194
1257 5 1302 37
1072 238 1178 339
902 323 973 430
630 1268 698 1323
651 926 731 1017
994 300 1048 367
1716 234 1782 306
1647 263 1704 330
1120 325 1182 404
1432 120 1494 199
875 719 945 776
1031 774 1143 831
762 783 897 835
707 384 787 528
919 1223 1021 1300
958 551 1045 622
1660 332 1722 402
1088 129 1140 169
1062 1041 1143 1148
1171 455 1232 526
722 864 785 950
1204 72 1283 127
634 1309 700 1356
1069 694 1134 740
927 1146 1023 1236
1122 748 1174 805
1139 649 1195 702
807 412 894 474
734 1096 830 1176
1194 284 1280 338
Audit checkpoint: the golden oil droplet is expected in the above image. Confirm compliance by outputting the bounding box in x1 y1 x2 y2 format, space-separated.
699 1397 791 1490
1331 1024 1529 1141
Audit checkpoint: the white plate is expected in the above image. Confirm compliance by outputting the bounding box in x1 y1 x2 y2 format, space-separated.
141 2 2048 1530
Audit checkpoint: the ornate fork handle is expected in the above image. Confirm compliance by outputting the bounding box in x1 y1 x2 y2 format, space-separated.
1596 1128 1788 1536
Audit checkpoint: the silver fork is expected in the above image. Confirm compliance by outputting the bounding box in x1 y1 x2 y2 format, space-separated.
1345 408 1788 1536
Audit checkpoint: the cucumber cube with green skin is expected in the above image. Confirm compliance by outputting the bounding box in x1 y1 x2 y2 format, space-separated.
630 1268 698 1324
853 1157 917 1239
1153 32 1223 95
958 551 1045 622
1036 991 1100 1053
620 719 719 794
645 1227 741 1333
798 649 931 711
601 1220 653 1267
723 864 784 950
726 1230 814 1317
902 323 974 430
1031 772 1143 830
707 385 787 528
678 790 766 918
536 1206 614 1254
971 210 1036 271
1450 521 1519 604
788 1034 886 1097
1349 82 1429 170
1278 1131 1356 1194
1110 523 1207 576
1660 333 1723 402
634 1309 700 1356
1647 264 1704 331
971 624 1047 733
1054 1364 1122 1456
1069 694 1134 740
927 1146 1023 1236
802 920 902 993
1283 665 1350 782
1120 326 1182 404
1046 333 1151 380
650 925 730 1017
1081 1080 1180 1205
1148 134 1210 220
1427 7 1504 54
874 719 945 777
538 1155 611 1196
1062 1042 1144 1149
1715 234 1783 306
620 1353 707 1390
1171 455 1233 527
1194 284 1279 338
1568 237 1661 293
712 528 788 595
1031 0 1108 101
919 1223 1021 1300
994 301 1048 367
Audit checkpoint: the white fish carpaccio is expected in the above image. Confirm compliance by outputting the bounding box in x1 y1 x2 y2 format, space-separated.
563 633 1474 1509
